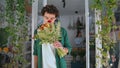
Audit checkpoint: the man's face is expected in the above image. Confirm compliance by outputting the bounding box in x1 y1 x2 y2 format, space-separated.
43 12 56 24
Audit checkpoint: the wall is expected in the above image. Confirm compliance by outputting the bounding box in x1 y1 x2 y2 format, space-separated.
60 14 85 47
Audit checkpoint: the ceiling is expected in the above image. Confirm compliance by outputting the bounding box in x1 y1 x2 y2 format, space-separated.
38 0 120 15
48 0 85 15
38 0 85 15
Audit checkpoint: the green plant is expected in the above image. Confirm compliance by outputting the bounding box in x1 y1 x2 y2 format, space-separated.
90 39 95 50
70 49 78 62
4 0 30 67
77 48 85 64
0 28 10 46
92 0 117 67
71 50 78 58
78 49 85 58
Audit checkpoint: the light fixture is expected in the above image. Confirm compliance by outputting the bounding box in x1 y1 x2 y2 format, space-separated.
62 0 65 8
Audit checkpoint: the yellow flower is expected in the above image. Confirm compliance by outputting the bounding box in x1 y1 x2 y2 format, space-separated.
39 23 50 30
3 47 9 53
0 48 2 52
44 23 50 28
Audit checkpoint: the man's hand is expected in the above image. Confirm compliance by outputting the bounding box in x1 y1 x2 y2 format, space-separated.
53 41 68 54
53 41 62 48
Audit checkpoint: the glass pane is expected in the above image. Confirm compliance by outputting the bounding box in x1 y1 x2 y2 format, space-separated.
89 0 95 68
109 1 120 68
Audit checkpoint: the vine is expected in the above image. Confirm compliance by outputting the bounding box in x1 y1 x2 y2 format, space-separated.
5 0 29 67
92 0 117 67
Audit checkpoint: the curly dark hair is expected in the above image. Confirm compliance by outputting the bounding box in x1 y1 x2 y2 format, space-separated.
41 5 59 17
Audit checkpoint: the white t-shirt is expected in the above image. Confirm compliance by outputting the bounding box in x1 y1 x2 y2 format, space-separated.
42 43 57 68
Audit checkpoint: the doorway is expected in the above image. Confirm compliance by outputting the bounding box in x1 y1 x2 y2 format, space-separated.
32 0 95 68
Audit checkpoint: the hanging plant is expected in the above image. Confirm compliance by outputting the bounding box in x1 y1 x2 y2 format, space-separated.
0 28 10 46
4 0 30 67
92 0 117 67
76 17 84 30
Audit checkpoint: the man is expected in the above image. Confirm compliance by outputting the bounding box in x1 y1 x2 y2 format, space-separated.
33 5 72 68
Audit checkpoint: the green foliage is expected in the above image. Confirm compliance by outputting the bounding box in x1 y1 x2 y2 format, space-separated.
90 38 95 50
78 49 85 58
70 50 78 58
0 28 10 46
92 0 117 67
4 0 29 67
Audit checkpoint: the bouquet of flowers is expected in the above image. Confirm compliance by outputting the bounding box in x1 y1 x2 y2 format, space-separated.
34 22 66 58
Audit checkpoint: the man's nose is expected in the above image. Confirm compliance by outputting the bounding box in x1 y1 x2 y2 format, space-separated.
48 20 52 23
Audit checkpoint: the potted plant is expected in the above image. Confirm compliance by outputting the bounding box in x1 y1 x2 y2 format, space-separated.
78 48 85 61
70 49 78 62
